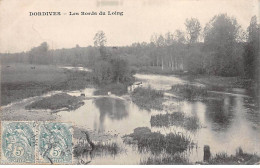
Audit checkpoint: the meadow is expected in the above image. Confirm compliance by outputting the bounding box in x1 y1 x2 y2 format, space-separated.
1 63 92 106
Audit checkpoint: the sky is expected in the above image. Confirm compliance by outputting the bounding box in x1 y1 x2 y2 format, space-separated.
0 0 259 53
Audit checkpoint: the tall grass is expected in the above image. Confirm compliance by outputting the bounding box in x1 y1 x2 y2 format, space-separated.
131 87 164 111
208 149 260 165
73 129 121 159
140 154 190 165
73 142 120 158
170 84 208 101
125 127 194 154
150 112 201 131
184 116 200 131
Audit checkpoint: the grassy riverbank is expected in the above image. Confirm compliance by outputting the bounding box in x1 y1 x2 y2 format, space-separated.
207 149 260 165
193 76 252 89
1 64 93 106
135 66 254 89
140 150 260 165
1 63 133 106
25 93 84 111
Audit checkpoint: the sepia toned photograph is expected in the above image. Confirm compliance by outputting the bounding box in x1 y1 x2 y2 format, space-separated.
0 0 259 165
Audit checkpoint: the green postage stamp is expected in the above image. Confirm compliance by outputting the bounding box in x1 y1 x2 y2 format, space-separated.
37 122 73 164
1 121 36 164
1 121 73 164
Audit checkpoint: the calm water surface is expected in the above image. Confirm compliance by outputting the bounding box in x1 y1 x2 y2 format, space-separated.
57 74 260 164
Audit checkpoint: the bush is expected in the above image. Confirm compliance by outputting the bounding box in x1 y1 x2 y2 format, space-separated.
92 56 133 85
93 60 113 84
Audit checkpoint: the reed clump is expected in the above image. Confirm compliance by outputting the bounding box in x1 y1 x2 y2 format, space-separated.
150 112 201 131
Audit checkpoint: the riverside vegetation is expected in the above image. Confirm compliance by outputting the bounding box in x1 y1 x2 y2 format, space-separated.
169 84 208 101
1 14 259 106
122 127 195 154
150 112 201 131
25 93 84 111
131 87 164 111
207 148 260 165
1 14 259 165
1 64 93 106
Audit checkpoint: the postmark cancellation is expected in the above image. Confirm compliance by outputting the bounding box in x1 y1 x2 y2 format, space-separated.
37 122 73 164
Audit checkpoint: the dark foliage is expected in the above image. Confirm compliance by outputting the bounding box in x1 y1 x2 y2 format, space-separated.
124 127 194 154
150 112 201 131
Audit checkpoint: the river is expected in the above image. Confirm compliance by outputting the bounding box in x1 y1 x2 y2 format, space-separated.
60 73 260 164
2 72 260 164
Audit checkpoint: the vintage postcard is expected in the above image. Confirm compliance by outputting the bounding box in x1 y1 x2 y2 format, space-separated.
0 0 259 165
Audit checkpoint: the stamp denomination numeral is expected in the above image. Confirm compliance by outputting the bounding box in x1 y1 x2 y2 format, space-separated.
1 121 35 164
37 122 73 164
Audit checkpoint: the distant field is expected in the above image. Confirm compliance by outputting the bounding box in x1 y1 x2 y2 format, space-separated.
1 63 67 83
1 63 92 106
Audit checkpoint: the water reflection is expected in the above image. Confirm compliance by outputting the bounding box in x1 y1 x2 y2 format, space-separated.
55 74 260 164
205 96 235 132
243 97 260 129
94 97 129 132
94 98 128 120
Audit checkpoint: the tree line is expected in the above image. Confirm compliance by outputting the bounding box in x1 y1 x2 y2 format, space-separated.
1 14 259 82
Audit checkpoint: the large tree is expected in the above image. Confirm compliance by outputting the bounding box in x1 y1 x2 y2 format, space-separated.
164 32 175 70
204 14 242 76
93 30 107 47
156 35 166 70
185 18 201 44
174 30 186 44
93 30 107 59
243 16 259 79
